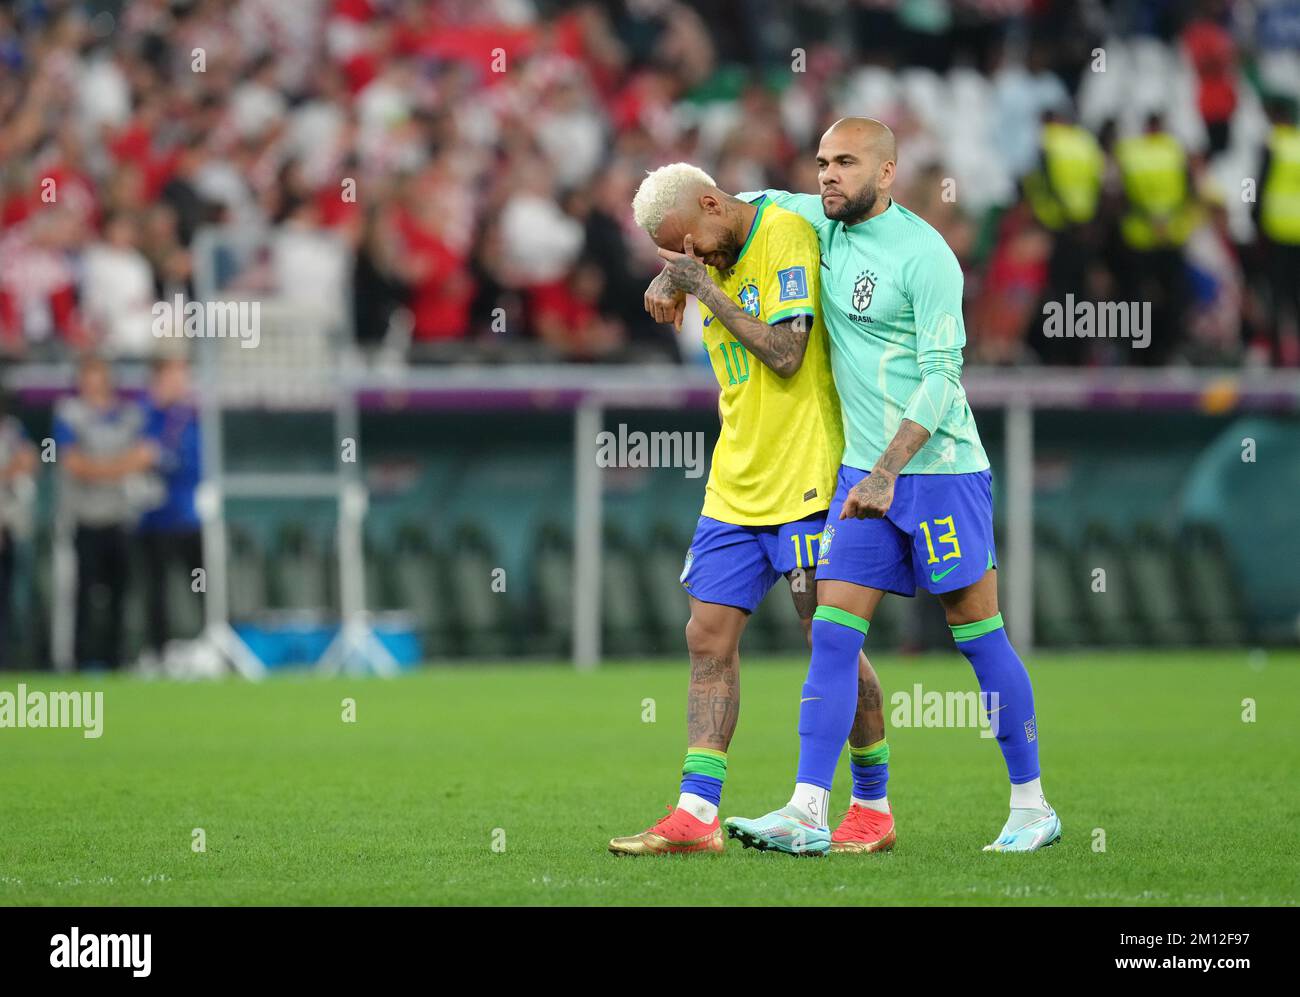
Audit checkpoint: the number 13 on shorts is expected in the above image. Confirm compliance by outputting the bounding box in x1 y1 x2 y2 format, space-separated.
918 515 961 564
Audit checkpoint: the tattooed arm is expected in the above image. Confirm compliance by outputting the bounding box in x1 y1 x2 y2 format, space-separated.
840 419 931 520
655 235 811 377
643 268 687 329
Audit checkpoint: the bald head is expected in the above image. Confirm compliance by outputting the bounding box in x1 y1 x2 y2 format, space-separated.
825 117 897 164
816 117 897 224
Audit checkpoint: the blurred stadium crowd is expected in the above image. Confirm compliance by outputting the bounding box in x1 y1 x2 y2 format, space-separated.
0 0 1298 370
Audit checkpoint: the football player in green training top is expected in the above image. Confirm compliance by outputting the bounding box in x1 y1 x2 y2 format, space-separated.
649 118 1059 855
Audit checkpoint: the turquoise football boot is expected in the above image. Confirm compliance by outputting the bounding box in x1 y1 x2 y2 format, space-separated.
982 807 1062 852
724 807 830 856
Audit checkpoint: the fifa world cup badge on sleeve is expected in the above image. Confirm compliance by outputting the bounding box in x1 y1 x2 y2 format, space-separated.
777 266 807 301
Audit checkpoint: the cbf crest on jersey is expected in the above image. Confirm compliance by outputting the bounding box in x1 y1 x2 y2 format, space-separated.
852 270 876 312
739 283 761 316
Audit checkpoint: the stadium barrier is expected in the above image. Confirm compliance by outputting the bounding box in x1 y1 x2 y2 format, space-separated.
4 362 1296 671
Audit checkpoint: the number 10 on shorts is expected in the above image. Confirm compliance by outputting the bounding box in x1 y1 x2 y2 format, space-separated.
792 532 821 569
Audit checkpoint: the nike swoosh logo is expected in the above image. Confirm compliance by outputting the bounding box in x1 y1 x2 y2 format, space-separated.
986 704 1007 715
930 563 960 582
703 315 715 326
800 697 821 704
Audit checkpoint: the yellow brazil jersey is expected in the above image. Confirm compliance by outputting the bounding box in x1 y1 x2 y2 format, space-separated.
698 196 843 526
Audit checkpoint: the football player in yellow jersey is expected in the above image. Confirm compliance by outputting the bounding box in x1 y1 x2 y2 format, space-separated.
607 164 895 856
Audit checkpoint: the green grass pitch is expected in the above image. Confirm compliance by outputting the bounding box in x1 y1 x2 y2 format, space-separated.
1 650 1297 906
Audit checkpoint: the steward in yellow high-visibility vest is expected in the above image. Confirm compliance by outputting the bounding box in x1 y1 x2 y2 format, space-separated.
1026 120 1105 231
1253 98 1300 366
1260 121 1300 246
1115 116 1201 251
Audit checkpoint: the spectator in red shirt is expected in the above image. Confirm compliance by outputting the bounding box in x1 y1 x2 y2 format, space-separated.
1182 4 1239 155
0 208 87 356
530 262 624 362
396 197 474 343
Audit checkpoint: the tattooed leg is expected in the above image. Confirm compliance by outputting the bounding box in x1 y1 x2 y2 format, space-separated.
848 655 886 749
684 597 747 751
789 568 886 750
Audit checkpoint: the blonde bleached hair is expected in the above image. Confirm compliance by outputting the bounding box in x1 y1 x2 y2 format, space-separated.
631 162 717 238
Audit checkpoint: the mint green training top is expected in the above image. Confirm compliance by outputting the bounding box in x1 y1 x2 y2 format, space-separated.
743 191 989 475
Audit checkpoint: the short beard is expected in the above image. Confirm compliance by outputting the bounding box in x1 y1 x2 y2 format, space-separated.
712 226 743 269
824 182 879 223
